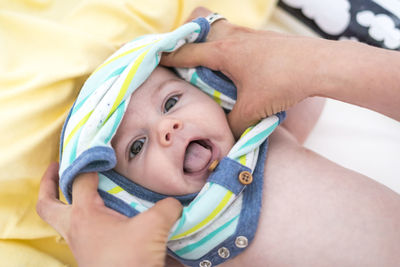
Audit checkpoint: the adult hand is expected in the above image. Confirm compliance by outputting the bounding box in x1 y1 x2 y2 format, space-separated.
162 7 400 137
36 162 183 267
162 7 323 137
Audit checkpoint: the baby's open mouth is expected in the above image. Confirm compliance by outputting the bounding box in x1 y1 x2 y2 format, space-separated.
183 139 213 174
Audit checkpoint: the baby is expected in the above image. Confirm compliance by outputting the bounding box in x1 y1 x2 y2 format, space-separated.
111 66 235 196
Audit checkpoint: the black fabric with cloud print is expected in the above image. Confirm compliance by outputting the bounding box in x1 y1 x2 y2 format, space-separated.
278 0 400 50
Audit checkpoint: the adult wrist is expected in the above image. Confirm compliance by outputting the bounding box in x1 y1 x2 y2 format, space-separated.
305 39 342 98
312 39 400 120
311 40 367 99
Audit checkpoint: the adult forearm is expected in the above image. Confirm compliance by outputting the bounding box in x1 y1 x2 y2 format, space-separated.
162 8 400 135
315 40 400 121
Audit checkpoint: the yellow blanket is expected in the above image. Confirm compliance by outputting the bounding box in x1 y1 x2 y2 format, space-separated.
0 0 276 265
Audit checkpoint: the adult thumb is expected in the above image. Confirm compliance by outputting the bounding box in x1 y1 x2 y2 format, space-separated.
144 198 183 232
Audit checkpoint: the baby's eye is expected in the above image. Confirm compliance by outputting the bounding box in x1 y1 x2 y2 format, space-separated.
164 95 179 113
129 137 146 158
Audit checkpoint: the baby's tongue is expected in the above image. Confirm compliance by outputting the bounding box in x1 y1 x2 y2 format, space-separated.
184 142 212 173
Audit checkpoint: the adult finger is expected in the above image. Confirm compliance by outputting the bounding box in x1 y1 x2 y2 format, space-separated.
186 6 234 43
227 98 260 139
72 172 103 206
184 6 212 22
36 162 69 234
161 42 223 70
38 162 60 201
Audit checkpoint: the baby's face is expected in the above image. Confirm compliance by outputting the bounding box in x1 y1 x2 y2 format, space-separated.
112 67 235 195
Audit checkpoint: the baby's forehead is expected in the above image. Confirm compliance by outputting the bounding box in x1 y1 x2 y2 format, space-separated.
130 66 180 98
145 66 179 88
125 67 181 109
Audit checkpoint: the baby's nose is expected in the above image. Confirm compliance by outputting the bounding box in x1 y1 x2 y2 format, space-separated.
157 118 182 146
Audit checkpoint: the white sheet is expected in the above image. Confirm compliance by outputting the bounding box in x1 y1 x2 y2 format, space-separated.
305 99 400 194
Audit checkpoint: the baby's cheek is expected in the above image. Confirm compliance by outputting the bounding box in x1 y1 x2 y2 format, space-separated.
146 165 183 194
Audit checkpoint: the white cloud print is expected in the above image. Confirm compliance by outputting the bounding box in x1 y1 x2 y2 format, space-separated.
356 11 400 49
282 0 351 35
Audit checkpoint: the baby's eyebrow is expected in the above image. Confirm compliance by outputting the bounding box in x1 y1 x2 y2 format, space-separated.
152 78 181 97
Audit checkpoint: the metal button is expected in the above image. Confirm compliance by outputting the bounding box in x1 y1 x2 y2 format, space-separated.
235 236 248 248
238 171 253 185
208 159 219 172
218 247 230 258
199 260 212 267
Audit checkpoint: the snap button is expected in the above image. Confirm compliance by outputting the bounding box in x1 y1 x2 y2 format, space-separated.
217 247 230 258
199 260 212 267
208 159 219 172
238 171 253 185
235 236 248 248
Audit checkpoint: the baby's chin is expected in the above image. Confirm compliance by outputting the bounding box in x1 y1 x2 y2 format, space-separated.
160 168 215 196
173 174 209 196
